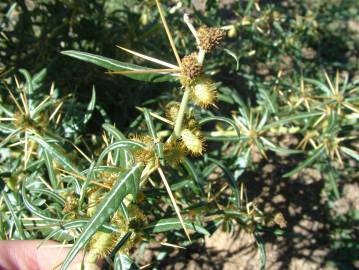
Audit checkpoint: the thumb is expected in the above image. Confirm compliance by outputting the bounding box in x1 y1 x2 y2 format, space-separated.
0 240 102 270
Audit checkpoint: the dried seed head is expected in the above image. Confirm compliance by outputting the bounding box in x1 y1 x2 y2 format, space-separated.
181 129 205 156
163 140 186 166
181 53 203 80
165 102 181 122
191 77 217 108
197 26 226 52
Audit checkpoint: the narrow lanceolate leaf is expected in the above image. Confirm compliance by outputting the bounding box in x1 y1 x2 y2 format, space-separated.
341 146 359 162
60 165 142 270
254 232 266 270
199 116 241 139
83 86 96 124
207 157 240 206
102 124 133 168
19 69 34 111
283 147 324 177
30 136 79 173
144 109 164 165
61 50 173 82
224 49 239 70
43 150 58 188
114 253 139 270
264 112 322 129
145 218 209 235
2 191 26 240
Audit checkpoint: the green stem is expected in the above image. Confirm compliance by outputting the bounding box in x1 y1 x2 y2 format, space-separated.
171 48 206 140
173 87 191 138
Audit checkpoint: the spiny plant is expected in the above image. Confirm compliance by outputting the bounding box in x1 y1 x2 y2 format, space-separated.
58 1 277 268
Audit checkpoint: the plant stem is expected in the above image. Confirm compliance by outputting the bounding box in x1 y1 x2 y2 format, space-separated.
197 49 206 64
171 50 206 139
173 87 191 138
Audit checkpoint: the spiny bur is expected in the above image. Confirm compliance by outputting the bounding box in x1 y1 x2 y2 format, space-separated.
181 128 205 156
180 53 203 81
197 26 226 52
191 76 217 108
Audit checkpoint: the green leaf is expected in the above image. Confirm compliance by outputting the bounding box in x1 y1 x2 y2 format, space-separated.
114 253 139 270
30 136 80 174
234 147 251 179
145 217 209 235
183 158 204 195
283 147 324 177
31 189 65 206
2 191 26 239
254 232 266 270
78 162 95 211
102 124 133 168
264 112 322 129
207 157 240 206
96 140 143 166
224 49 239 70
83 86 96 124
304 78 331 95
61 50 172 82
341 146 359 162
0 128 20 148
199 116 241 139
60 165 142 270
260 137 302 155
19 69 34 112
258 88 277 114
143 108 164 165
22 175 61 222
103 124 127 141
325 166 340 200
43 150 58 189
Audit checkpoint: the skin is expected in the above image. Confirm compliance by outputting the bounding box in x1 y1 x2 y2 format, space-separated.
0 240 102 270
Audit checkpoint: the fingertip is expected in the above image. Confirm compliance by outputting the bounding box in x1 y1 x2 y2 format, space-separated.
69 262 101 270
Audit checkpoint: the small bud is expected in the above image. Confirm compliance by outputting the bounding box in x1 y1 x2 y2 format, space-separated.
140 13 149 26
191 76 217 108
181 53 203 80
228 25 237 38
197 26 226 52
181 129 204 155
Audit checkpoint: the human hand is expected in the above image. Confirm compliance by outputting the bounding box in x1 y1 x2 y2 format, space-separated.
0 240 102 270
